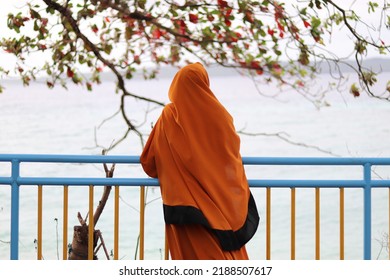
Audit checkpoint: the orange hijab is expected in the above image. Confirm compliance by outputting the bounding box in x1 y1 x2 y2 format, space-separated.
141 63 258 250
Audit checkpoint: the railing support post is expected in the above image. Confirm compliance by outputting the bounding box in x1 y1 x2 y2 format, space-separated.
63 185 69 260
363 163 372 260
114 185 120 260
339 187 345 260
37 185 43 260
10 159 20 260
88 185 94 260
266 187 271 260
139 186 145 260
290 187 295 260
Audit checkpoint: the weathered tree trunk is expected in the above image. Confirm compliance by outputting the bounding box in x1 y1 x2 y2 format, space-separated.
68 152 115 260
68 225 98 260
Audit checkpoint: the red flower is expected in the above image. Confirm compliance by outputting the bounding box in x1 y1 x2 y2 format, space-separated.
272 63 282 75
37 44 47 50
245 11 254 23
134 55 141 64
189 14 198 24
256 68 264 75
225 19 232 26
225 8 233 17
91 24 98 33
303 20 311 28
274 3 284 21
66 68 74 78
267 27 275 36
218 0 228 8
176 20 187 35
41 18 48 26
152 28 162 39
250 61 263 74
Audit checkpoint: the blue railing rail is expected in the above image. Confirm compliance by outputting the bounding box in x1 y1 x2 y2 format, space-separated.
1 154 390 260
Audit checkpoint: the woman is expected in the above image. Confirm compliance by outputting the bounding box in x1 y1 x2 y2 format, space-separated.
140 63 259 260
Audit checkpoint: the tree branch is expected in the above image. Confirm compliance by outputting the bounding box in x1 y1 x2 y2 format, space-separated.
41 0 164 152
237 129 340 157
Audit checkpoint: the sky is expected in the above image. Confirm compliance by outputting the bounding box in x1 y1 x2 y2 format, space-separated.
0 0 388 74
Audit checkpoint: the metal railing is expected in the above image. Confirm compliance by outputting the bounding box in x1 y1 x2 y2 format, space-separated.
0 154 389 260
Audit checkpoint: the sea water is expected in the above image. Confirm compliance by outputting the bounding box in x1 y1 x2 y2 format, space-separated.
0 69 389 260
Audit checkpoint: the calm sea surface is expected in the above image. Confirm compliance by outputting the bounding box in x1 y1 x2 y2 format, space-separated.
0 70 389 260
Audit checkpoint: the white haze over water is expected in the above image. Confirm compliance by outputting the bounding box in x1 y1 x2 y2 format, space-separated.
0 69 389 260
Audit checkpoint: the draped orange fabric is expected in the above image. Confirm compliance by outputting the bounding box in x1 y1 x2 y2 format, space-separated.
140 63 259 260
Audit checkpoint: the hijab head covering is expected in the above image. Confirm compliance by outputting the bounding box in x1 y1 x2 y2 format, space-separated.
141 63 259 251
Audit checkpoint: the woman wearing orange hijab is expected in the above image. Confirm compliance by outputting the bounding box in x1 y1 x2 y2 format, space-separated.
140 63 259 260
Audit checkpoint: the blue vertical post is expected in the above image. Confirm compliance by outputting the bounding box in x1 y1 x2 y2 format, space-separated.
10 159 20 260
363 163 372 260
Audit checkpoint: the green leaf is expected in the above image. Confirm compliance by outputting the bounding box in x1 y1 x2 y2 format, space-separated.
355 41 367 54
311 17 321 29
104 44 113 55
78 55 85 64
33 20 39 31
299 68 308 77
126 68 133 79
362 71 377 86
274 49 282 56
378 46 387 55
368 1 379 13
30 9 41 19
350 83 360 97
46 7 55 15
125 26 133 40
258 28 266 37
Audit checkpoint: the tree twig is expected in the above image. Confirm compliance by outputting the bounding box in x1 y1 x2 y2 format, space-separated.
238 129 340 157
93 150 116 226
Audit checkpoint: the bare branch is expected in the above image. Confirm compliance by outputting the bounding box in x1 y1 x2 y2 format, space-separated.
237 129 340 157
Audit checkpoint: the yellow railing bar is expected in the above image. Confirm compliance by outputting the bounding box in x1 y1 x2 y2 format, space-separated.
315 187 320 260
139 186 145 260
291 187 296 260
88 185 94 260
37 185 43 260
339 187 344 260
32 184 387 260
266 187 271 260
63 185 68 260
114 185 120 260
